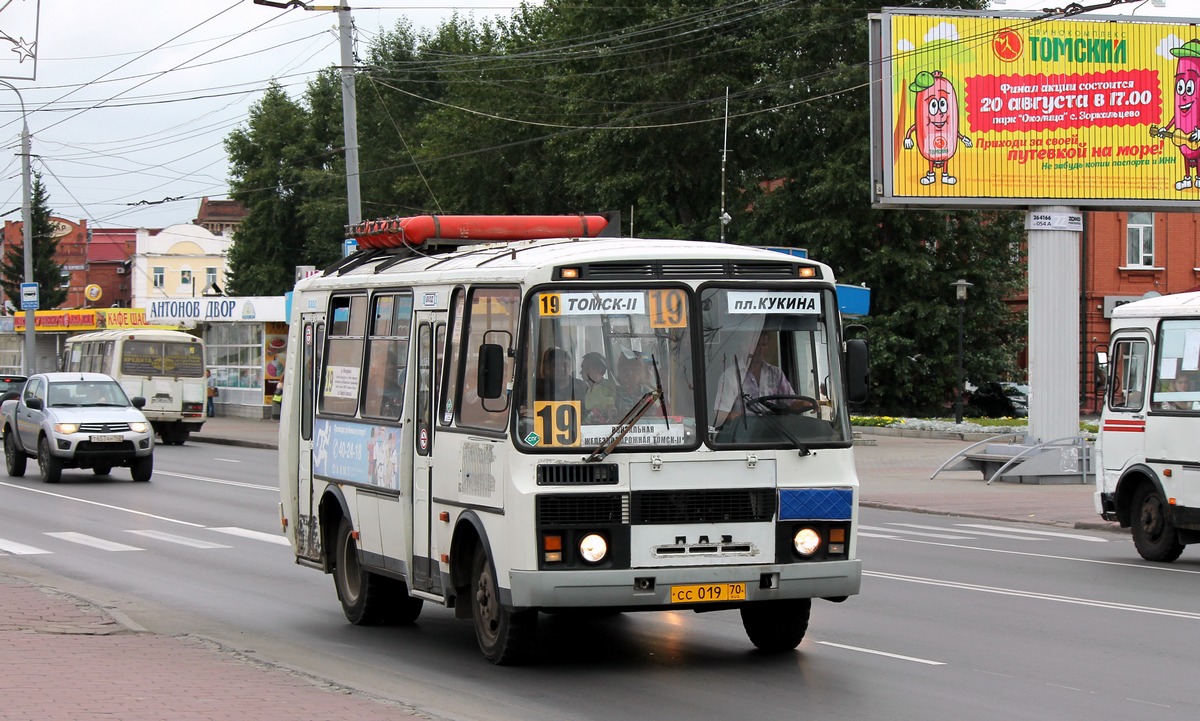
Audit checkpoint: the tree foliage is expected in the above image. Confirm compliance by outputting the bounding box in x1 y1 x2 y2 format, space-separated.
1 172 67 310
223 0 1028 414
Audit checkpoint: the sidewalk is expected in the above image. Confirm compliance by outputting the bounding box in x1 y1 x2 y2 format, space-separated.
0 418 1119 720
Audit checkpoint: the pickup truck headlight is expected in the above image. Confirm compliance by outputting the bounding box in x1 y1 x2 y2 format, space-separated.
53 423 79 434
129 422 149 433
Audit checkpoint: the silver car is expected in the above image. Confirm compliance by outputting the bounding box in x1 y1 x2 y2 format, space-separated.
2 372 155 483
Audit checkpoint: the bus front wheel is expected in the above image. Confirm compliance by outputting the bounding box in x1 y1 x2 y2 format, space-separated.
1131 484 1185 562
470 545 535 665
741 599 811 652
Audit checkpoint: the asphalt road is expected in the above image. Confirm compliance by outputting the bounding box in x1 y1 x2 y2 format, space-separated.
3 444 1199 720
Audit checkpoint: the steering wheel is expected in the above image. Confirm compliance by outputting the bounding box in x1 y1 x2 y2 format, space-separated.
753 394 819 415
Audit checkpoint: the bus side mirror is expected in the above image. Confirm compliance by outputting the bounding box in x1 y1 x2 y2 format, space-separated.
1094 350 1108 393
477 343 505 400
845 338 869 404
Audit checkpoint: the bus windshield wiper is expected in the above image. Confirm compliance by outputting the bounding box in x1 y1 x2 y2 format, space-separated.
583 355 668 463
742 394 812 457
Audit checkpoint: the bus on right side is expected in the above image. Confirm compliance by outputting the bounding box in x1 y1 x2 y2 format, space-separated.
1097 291 1200 562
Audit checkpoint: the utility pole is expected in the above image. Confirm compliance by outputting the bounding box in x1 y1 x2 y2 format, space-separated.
254 1 361 227
0 80 35 374
719 87 730 242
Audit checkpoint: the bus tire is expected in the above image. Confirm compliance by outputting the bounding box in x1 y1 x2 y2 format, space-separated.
471 544 535 665
740 599 811 652
1131 483 1185 562
5 431 25 477
333 516 394 625
37 437 61 484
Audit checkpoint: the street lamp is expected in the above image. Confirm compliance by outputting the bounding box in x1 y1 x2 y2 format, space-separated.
952 279 974 425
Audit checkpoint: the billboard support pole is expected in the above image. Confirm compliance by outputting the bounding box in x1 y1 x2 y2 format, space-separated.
1026 205 1083 444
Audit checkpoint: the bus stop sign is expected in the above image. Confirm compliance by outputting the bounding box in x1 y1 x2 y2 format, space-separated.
19 282 37 311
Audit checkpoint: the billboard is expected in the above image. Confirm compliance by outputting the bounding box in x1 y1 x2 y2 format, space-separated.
870 10 1200 209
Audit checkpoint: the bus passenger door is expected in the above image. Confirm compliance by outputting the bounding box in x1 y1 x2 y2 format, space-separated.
295 317 323 561
411 318 444 592
1101 333 1149 479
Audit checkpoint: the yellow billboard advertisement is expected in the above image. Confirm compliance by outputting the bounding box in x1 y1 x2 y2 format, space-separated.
870 11 1200 207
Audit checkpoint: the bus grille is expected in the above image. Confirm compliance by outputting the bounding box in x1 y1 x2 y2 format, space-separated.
631 489 776 524
578 260 807 280
537 463 618 485
537 494 628 526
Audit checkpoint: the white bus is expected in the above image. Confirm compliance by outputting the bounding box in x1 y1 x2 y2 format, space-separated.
278 215 869 664
1097 290 1200 561
61 329 207 445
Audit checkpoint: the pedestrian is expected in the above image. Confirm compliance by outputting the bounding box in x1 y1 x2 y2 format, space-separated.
206 369 218 417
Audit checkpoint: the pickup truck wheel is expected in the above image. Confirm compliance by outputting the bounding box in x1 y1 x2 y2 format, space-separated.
130 455 153 483
4 431 25 477
37 437 61 484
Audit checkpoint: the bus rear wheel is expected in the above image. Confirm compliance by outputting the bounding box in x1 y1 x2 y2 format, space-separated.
1131 484 1185 562
471 545 535 665
333 517 422 625
740 599 811 652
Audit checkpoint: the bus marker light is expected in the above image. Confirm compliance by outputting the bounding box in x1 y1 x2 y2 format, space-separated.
544 552 562 563
829 527 845 543
1164 468 1173 477
1169 498 1177 505
439 511 450 522
560 267 580 279
543 535 562 551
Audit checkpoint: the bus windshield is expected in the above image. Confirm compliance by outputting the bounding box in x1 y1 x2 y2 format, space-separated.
702 287 851 447
121 340 205 378
517 287 698 452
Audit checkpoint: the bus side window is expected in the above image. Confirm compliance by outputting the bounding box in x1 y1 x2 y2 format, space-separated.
1109 338 1148 411
457 287 518 431
320 294 367 416
362 292 413 419
439 287 466 426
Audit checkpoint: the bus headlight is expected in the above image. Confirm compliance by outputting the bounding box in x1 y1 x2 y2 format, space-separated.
129 422 149 434
793 527 821 557
579 533 608 564
54 423 79 434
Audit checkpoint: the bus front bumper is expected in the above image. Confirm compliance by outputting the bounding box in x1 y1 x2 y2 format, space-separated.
507 559 861 610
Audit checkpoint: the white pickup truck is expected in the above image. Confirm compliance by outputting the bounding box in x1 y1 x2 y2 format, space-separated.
1 372 155 483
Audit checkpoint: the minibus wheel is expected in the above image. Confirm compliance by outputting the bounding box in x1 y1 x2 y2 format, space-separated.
470 545 535 664
741 599 811 652
1131 484 1185 563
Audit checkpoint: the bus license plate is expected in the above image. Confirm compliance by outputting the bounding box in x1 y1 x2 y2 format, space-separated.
669 583 746 604
89 434 122 443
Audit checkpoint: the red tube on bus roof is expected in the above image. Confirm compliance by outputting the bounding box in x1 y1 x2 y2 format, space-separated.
351 214 609 249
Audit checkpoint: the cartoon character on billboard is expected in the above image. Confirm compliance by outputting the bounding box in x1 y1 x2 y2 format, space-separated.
1151 39 1200 191
903 70 972 185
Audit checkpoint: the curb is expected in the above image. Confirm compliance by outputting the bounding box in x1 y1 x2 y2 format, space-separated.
189 435 277 450
859 500 1126 534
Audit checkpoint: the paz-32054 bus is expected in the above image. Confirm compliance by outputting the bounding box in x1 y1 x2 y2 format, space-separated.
278 215 869 664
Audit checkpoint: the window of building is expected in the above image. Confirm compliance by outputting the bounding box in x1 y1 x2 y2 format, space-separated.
153 267 165 288
60 269 70 288
1126 212 1154 267
206 267 218 288
206 322 266 409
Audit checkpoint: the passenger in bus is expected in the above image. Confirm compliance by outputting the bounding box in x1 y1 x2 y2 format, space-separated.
535 347 587 403
1159 372 1200 411
712 332 797 427
580 352 618 422
616 350 652 401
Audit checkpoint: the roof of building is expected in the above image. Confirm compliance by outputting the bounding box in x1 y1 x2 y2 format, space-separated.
193 197 247 224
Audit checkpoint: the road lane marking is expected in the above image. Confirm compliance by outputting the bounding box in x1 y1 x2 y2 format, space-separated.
817 641 945 666
866 570 1200 619
154 471 274 491
0 537 51 555
209 526 291 545
0 480 205 527
955 523 1107 542
859 532 902 539
890 523 1042 540
127 530 232 549
45 532 142 552
859 524 974 540
212 458 241 463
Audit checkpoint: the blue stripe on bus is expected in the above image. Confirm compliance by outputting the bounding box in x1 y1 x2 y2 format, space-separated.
778 488 852 520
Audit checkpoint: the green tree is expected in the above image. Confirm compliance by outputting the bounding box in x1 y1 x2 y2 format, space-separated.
1 172 67 310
